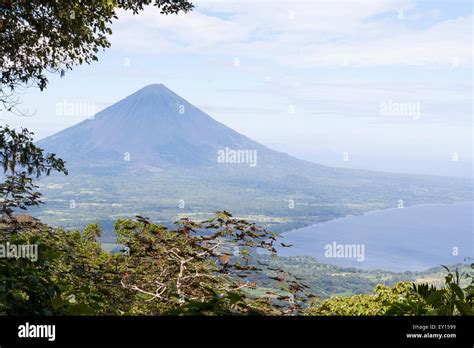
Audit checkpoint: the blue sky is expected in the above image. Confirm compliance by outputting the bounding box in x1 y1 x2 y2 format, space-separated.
1 0 472 177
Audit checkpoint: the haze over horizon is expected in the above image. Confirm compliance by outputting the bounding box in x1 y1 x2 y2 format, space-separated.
1 0 472 178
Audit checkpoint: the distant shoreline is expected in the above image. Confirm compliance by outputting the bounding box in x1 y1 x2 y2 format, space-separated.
277 201 473 273
283 200 474 236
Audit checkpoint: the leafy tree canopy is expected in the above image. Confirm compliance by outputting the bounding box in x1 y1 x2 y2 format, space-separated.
0 213 313 315
0 125 67 220
0 0 193 112
306 265 473 316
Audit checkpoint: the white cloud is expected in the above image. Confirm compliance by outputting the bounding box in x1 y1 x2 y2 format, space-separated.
279 15 472 67
110 0 471 67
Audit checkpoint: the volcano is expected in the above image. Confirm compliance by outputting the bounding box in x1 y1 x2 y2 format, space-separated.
38 84 280 169
36 84 473 233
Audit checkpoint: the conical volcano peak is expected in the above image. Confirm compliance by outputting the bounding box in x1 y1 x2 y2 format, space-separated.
131 83 179 100
101 83 190 122
37 84 263 168
137 83 167 93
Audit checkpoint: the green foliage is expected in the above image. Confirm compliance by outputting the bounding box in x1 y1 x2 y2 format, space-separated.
113 212 311 315
0 221 114 315
305 265 474 316
386 265 473 316
0 228 62 315
0 0 193 112
0 125 67 220
305 282 413 316
253 255 446 299
0 212 312 315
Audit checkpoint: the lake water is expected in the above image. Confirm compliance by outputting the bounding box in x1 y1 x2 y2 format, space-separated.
277 202 473 272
